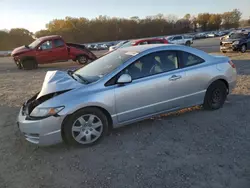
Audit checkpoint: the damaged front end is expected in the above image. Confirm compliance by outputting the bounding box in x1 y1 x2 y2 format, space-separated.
22 90 70 120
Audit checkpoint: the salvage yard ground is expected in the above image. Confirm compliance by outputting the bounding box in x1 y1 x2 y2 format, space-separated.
0 47 250 187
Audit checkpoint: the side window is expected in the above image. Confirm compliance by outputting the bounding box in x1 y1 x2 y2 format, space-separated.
39 40 52 50
181 51 205 67
124 51 178 80
148 40 164 44
175 36 182 40
54 39 64 48
139 41 148 45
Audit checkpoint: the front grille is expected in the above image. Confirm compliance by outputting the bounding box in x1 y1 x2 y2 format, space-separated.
223 43 232 47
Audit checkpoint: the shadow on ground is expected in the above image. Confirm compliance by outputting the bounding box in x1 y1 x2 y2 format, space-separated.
0 93 250 188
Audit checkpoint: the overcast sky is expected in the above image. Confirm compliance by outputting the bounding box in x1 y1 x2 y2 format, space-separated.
1 0 250 32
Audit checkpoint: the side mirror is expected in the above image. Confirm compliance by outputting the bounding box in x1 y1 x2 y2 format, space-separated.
117 74 132 84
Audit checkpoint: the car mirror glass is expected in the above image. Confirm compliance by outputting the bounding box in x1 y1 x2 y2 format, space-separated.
117 74 132 84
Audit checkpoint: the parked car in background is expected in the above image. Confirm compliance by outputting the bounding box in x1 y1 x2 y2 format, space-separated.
194 32 207 39
166 35 193 46
220 32 250 53
87 44 95 50
93 44 104 51
206 33 217 37
17 44 237 146
106 38 168 55
11 35 97 70
215 31 227 37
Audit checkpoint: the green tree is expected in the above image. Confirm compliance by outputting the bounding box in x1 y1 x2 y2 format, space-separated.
184 14 191 20
197 13 211 31
208 14 222 30
222 9 242 29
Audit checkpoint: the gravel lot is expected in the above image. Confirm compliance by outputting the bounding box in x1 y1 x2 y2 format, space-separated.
0 40 250 188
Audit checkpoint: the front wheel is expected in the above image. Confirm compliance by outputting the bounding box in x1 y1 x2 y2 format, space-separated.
63 107 109 146
203 81 227 110
15 61 22 69
21 59 38 70
185 41 191 46
77 55 88 65
240 44 247 53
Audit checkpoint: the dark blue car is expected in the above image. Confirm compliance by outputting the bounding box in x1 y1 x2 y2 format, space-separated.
220 32 250 53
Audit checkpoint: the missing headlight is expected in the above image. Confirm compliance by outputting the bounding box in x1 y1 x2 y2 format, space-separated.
25 90 71 115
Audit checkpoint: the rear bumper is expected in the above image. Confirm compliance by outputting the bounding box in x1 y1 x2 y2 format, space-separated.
228 80 236 94
17 107 64 146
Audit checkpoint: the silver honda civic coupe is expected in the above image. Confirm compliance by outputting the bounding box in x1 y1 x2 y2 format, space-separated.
17 44 237 146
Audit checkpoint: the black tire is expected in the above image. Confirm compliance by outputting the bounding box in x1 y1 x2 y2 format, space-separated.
203 81 227 110
185 41 191 46
63 107 109 146
77 55 88 65
21 59 38 70
15 61 22 69
240 44 247 53
221 51 227 53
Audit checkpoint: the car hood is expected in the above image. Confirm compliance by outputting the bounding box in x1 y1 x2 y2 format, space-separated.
11 45 31 56
37 70 82 99
222 38 242 43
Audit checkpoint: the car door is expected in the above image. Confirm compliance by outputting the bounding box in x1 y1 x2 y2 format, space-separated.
52 38 69 61
172 36 181 44
114 50 186 123
247 33 250 49
176 51 208 106
35 40 54 63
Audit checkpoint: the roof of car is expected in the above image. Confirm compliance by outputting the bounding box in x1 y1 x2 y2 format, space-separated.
133 38 164 43
118 44 213 60
119 44 171 52
38 35 61 40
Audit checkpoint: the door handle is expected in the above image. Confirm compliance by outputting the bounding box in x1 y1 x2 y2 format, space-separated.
169 75 182 81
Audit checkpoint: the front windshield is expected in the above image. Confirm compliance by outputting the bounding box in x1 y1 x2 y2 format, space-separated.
166 36 173 40
229 33 246 39
74 50 135 83
28 39 41 49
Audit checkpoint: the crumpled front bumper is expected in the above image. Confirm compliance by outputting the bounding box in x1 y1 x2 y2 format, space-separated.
17 106 64 146
220 44 240 52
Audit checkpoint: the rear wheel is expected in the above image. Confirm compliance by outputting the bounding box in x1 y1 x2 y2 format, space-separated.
185 41 191 46
240 44 247 53
63 107 109 146
203 81 227 110
21 59 38 70
77 55 88 65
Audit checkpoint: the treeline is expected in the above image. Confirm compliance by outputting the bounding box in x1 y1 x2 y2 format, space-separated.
0 9 249 51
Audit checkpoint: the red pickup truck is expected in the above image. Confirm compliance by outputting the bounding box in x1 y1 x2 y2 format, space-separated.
11 35 97 70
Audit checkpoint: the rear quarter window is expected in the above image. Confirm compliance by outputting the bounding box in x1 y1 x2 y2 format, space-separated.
181 51 205 67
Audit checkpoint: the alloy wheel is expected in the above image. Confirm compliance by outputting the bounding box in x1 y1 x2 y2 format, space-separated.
71 114 103 144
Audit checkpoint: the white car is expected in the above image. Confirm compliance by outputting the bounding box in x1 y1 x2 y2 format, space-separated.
166 35 193 46
206 33 216 37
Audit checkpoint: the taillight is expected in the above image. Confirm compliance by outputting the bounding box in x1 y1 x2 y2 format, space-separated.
165 40 168 44
228 60 235 68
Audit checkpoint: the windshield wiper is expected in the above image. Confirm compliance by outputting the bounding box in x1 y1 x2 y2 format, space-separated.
73 73 90 84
